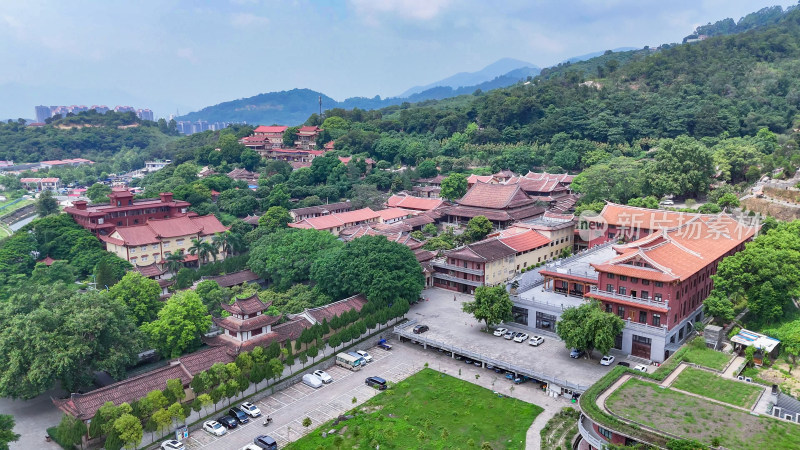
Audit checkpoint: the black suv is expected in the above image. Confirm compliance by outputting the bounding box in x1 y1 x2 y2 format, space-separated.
412 324 429 334
228 407 250 424
217 415 238 429
365 376 388 390
254 435 278 450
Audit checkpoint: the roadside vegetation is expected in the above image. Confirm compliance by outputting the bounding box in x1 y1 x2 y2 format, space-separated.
285 368 543 449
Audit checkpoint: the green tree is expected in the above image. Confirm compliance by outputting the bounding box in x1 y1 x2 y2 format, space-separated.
35 190 60 217
55 413 86 450
112 414 142 450
164 250 185 274
422 223 438 236
188 238 215 266
109 272 162 326
644 136 715 199
141 290 212 358
0 287 140 398
571 157 644 204
249 229 343 290
463 215 493 243
267 183 291 209
302 416 312 429
86 183 112 203
0 415 19 450
311 235 424 308
349 184 386 210
666 439 709 450
717 193 740 210
94 257 118 289
627 196 659 209
195 280 225 317
440 173 468 201
416 160 438 178
556 301 624 358
462 286 513 331
258 206 292 233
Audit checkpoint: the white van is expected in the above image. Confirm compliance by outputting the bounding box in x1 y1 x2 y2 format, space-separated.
302 373 323 389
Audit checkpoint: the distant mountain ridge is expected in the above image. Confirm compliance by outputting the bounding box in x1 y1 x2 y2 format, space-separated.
176 59 541 126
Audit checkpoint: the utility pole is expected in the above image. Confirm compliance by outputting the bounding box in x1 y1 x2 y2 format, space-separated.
318 96 322 119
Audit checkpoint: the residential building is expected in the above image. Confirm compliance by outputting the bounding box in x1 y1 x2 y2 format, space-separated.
440 182 545 229
385 194 444 212
20 177 60 191
227 168 260 186
136 109 154 121
144 160 171 172
35 105 51 123
466 175 498 186
377 207 417 224
432 228 553 294
288 208 381 235
258 148 323 165
99 214 228 267
239 125 288 150
38 158 94 169
290 201 352 222
514 210 757 362
294 125 322 150
65 190 190 235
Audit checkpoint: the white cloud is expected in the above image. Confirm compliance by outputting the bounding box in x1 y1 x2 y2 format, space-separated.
349 0 452 24
230 12 270 27
176 48 198 64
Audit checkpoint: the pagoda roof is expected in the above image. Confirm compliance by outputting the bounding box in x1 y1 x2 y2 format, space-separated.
219 293 270 316
214 313 282 332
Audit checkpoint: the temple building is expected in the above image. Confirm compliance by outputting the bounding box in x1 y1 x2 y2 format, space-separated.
64 190 190 235
440 182 545 229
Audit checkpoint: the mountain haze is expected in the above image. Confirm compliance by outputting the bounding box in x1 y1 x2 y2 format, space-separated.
399 57 539 97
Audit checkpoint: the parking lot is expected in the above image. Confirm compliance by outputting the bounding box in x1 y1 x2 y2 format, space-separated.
180 343 420 450
410 288 625 389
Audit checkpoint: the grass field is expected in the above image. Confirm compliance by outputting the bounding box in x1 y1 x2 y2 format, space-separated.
672 367 763 408
681 339 732 371
607 378 800 450
284 368 543 450
0 197 33 214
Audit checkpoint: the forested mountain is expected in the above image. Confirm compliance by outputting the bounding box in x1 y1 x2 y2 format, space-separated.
684 5 797 41
399 57 538 97
176 64 540 126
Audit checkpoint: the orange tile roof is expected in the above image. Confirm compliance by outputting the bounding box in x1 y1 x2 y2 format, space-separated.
458 183 534 209
499 229 551 252
288 208 379 230
254 125 288 133
386 194 444 211
600 202 691 231
377 207 414 222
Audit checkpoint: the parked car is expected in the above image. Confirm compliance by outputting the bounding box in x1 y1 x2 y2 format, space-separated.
493 367 504 374
160 440 185 450
617 361 630 367
633 364 648 373
412 324 429 334
302 373 324 388
240 401 262 417
493 327 508 337
660 199 674 205
505 372 515 380
569 348 585 359
365 376 388 390
528 336 544 346
513 332 529 343
253 435 279 450
202 420 227 436
313 370 333 383
229 407 250 424
503 330 515 340
600 355 615 366
473 360 482 367
464 358 473 364
356 350 373 363
217 415 238 429
377 339 392 350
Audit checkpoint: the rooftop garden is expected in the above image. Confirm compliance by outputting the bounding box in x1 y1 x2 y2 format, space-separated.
285 368 543 449
671 367 763 409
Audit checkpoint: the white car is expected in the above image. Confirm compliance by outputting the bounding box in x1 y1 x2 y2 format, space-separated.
493 327 508 337
600 355 615 366
356 350 373 363
503 330 515 340
633 364 648 373
240 401 261 417
513 332 529 343
528 336 544 346
203 420 227 437
313 369 333 383
160 440 185 450
241 445 261 450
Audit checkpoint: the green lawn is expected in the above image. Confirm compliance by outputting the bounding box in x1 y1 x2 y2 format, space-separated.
285 368 543 450
607 377 800 450
681 339 732 371
672 367 763 409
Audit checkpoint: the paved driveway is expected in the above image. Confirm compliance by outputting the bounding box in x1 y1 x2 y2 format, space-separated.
0 388 63 450
413 288 618 388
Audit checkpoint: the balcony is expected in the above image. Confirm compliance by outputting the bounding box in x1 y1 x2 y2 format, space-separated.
431 260 484 276
432 272 483 287
578 414 609 449
624 319 668 337
588 286 670 311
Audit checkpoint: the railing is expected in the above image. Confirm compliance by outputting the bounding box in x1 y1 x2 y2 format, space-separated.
578 414 609 450
624 319 668 336
589 286 670 310
430 260 484 276
394 327 591 392
432 273 483 287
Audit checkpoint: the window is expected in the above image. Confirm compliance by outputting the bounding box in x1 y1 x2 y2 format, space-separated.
617 305 625 318
152 244 158 250
130 257 137 263
598 427 612 439
631 277 638 284
639 311 647 324
607 284 614 292
618 286 627 295
619 275 627 281
141 255 148 261
607 273 615 279
130 247 136 253
164 241 170 248
141 246 147 252
653 314 661 327
177 239 184 246
654 293 662 302
632 335 652 345
606 304 612 313
641 290 649 299
642 279 650 286
655 281 664 287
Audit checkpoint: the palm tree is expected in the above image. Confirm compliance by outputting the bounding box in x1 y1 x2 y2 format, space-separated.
188 238 210 267
213 231 244 257
164 250 185 274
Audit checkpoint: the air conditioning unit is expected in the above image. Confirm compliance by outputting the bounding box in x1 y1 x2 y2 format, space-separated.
738 376 745 381
745 377 753 383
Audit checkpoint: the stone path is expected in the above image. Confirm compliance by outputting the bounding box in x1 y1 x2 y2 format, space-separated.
660 363 687 387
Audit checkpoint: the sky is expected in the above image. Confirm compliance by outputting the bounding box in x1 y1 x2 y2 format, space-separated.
0 0 797 120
